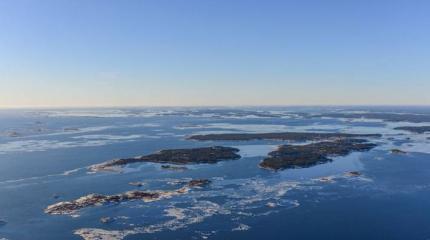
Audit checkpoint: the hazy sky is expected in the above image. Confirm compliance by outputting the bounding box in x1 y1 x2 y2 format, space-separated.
1 0 429 107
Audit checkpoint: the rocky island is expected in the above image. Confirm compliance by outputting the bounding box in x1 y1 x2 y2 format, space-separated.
90 146 241 172
345 171 361 177
188 132 380 141
187 179 211 187
161 164 188 171
45 191 167 215
99 217 113 224
260 139 377 170
391 149 407 154
5 131 20 137
394 126 430 133
45 179 211 215
128 182 145 187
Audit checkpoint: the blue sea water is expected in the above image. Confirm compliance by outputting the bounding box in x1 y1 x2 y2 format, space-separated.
0 107 429 240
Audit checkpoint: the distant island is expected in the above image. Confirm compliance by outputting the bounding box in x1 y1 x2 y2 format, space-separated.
188 132 380 141
394 126 430 133
313 112 430 123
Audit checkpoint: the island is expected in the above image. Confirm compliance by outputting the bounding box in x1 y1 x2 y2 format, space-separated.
188 132 380 141
45 179 211 215
391 149 407 154
100 217 113 224
259 139 377 170
345 171 361 177
90 146 241 172
6 131 20 137
128 182 144 187
394 126 430 133
187 179 211 187
161 164 188 171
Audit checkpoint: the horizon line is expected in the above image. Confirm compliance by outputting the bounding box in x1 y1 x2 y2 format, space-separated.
1 104 430 110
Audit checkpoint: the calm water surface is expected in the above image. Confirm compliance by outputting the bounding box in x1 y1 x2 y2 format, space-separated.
0 107 429 240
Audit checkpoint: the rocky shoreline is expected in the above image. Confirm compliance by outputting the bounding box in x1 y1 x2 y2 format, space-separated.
45 179 211 215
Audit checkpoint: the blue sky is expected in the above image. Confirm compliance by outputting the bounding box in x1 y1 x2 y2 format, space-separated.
0 0 429 107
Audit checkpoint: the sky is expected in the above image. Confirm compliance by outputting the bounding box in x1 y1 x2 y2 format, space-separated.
0 0 429 107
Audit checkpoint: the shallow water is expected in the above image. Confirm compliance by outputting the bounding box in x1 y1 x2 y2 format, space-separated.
0 107 429 240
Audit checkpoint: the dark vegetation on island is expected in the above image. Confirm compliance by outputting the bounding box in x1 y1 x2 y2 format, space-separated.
260 139 377 170
188 132 380 141
90 146 240 172
394 126 430 133
313 112 430 123
90 132 381 172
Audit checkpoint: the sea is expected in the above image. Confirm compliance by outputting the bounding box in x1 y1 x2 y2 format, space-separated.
0 106 429 240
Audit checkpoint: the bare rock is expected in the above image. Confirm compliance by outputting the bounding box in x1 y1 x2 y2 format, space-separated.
100 217 113 224
161 165 188 171
128 182 144 187
345 171 361 177
187 179 211 188
391 149 407 154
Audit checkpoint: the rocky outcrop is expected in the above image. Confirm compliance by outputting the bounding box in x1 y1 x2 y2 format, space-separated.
100 217 113 224
187 179 211 187
345 171 361 177
128 182 144 187
45 191 167 215
6 131 20 137
63 127 80 132
45 179 211 215
161 165 188 171
391 149 407 154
